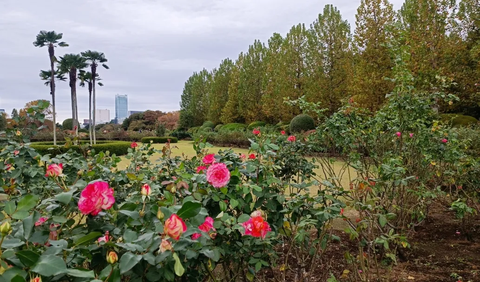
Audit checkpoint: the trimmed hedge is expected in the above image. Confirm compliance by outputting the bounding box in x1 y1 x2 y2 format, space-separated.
170 130 191 140
30 141 131 156
221 123 247 131
441 114 478 127
247 121 266 130
141 136 178 144
214 124 223 132
290 114 315 133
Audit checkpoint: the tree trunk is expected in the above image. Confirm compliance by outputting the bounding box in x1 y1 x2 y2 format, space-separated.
69 69 79 141
88 82 93 146
92 64 97 144
49 44 57 146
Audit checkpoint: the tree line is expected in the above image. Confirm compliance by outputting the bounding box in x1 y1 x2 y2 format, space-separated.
34 31 109 145
180 0 480 128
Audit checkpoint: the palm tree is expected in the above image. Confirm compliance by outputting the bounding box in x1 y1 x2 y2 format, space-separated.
79 71 103 145
33 31 68 145
81 51 109 144
58 54 87 138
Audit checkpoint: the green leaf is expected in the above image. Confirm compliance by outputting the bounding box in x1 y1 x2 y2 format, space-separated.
237 214 250 223
23 211 40 240
66 269 95 278
52 216 68 223
11 275 26 282
173 253 185 277
219 201 227 212
74 232 102 246
177 202 201 219
5 201 16 215
230 198 239 208
251 185 262 192
0 267 27 282
119 252 142 275
55 190 74 204
379 215 387 228
32 255 67 276
16 250 40 267
12 211 29 220
2 238 25 248
108 268 121 282
17 195 39 211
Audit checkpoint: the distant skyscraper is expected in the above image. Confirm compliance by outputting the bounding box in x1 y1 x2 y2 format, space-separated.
115 94 128 123
0 109 5 115
95 109 110 124
128 110 143 116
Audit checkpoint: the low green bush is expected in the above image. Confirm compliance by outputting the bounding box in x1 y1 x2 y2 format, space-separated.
221 123 247 131
30 141 131 156
171 129 191 140
214 124 223 131
202 121 215 129
187 126 201 134
141 136 178 143
247 121 266 130
441 114 478 127
290 114 315 133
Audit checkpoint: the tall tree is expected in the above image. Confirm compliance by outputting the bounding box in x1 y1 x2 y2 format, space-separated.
58 54 87 138
79 72 103 145
307 5 353 114
179 75 195 129
351 0 396 110
81 51 109 144
261 33 285 123
238 40 266 123
208 58 234 124
399 0 455 92
33 31 68 145
221 53 245 124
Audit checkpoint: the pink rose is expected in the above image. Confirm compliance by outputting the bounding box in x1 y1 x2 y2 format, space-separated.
35 217 48 227
191 233 201 240
442 138 448 143
141 184 151 196
164 214 187 240
130 142 138 149
252 129 260 135
242 216 271 239
78 181 115 216
203 154 215 165
248 154 256 160
287 135 296 142
206 163 231 188
239 154 246 161
199 217 215 232
396 132 401 137
281 130 286 135
409 133 414 138
196 166 207 173
159 238 173 252
14 150 19 156
45 163 63 177
98 231 110 243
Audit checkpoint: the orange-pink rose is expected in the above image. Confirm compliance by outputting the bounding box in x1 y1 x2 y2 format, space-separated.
287 135 296 142
206 163 231 188
159 238 173 252
141 184 151 196
45 163 63 177
164 214 187 240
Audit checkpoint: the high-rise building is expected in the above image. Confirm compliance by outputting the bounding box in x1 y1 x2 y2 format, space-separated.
115 94 128 123
95 109 110 124
0 109 5 114
128 110 143 116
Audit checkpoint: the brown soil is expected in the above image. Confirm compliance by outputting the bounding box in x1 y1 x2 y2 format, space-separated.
258 201 480 282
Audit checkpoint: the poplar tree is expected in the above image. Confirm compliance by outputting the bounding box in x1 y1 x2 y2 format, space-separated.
208 58 234 124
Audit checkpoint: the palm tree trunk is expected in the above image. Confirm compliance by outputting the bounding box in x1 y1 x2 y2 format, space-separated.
92 65 97 145
69 69 79 142
49 44 57 146
88 82 93 146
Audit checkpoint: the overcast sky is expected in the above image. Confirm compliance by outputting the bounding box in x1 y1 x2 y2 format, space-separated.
0 0 404 123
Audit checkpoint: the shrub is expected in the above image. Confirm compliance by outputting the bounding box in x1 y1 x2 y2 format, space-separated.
171 129 191 140
202 120 215 129
156 123 166 137
214 124 223 131
207 130 250 148
290 114 315 133
141 136 178 143
441 114 478 127
62 118 73 130
30 141 131 156
187 126 201 134
247 121 266 130
221 123 247 131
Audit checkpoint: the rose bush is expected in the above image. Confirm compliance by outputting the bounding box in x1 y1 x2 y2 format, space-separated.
0 103 344 281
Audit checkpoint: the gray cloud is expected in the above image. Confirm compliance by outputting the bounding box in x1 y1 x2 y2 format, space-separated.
0 0 404 122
